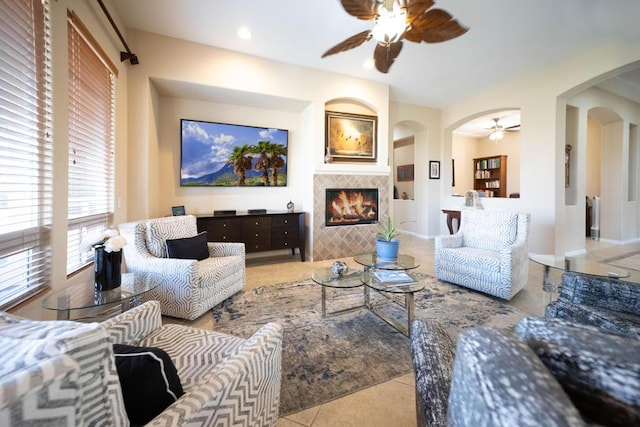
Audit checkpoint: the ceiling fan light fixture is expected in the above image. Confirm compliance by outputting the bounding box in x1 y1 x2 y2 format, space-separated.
489 130 504 141
371 2 407 45
489 118 504 141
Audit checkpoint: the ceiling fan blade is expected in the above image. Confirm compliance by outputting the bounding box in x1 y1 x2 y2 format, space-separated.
408 8 468 43
505 124 521 131
322 30 372 58
406 0 435 18
340 0 377 21
374 40 403 73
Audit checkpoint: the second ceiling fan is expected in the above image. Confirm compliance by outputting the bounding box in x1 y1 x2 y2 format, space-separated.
322 0 468 73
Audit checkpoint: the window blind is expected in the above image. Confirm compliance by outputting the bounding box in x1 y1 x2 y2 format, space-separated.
0 0 53 309
66 11 117 274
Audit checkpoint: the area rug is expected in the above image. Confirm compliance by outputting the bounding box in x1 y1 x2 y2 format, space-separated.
210 273 529 416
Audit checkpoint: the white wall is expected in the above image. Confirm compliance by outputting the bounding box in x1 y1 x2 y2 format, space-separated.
452 132 521 197
389 102 441 238
125 30 391 232
567 87 640 247
157 97 304 215
441 41 640 255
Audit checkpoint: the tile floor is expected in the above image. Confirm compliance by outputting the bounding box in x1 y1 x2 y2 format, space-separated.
192 235 640 427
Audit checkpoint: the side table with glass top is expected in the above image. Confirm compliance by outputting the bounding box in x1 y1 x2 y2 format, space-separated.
311 268 366 317
42 273 160 320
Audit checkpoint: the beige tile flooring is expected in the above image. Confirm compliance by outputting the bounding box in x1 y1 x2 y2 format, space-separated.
198 235 640 427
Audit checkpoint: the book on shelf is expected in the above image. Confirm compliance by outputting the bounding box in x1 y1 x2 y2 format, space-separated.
370 270 417 285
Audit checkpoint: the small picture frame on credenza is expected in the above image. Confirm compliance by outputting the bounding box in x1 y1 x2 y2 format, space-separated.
171 205 186 216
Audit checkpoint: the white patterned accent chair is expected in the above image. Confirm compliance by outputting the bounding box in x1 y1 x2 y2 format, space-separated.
435 209 530 300
119 215 245 320
0 301 283 426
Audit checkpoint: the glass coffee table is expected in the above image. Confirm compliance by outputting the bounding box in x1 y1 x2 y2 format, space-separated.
353 253 420 271
529 254 630 305
42 273 160 320
312 254 423 337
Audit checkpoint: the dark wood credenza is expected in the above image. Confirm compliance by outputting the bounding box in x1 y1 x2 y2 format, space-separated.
196 211 305 262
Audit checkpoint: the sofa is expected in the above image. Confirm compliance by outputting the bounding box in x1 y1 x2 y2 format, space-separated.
0 301 283 426
411 317 640 427
119 215 245 320
434 209 530 300
545 272 640 337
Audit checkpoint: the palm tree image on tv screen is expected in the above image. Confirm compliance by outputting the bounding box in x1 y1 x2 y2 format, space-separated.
180 119 288 187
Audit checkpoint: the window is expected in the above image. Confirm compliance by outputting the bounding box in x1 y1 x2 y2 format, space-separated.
66 11 117 274
0 0 53 309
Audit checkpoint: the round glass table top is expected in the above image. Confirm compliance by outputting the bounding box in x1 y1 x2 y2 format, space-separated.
529 254 630 279
361 271 425 294
42 273 159 311
352 253 420 270
311 267 364 289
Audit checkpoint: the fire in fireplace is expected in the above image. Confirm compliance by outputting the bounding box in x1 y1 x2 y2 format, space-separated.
325 188 378 226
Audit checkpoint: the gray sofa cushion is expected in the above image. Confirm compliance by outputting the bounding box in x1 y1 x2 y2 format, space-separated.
558 272 640 316
515 317 640 427
410 319 455 427
545 298 640 337
448 326 585 427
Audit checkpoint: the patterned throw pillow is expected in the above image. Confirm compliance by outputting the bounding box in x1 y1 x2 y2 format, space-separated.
113 344 184 425
166 231 209 261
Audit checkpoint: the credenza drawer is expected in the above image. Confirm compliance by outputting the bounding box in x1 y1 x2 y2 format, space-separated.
196 212 305 261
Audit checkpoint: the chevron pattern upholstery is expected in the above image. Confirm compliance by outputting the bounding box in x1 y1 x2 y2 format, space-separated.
119 215 246 320
0 301 283 427
0 312 129 426
435 209 530 300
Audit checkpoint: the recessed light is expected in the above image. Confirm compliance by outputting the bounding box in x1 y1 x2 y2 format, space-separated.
237 25 251 40
363 58 374 69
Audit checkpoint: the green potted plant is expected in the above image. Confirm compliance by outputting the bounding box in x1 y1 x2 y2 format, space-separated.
373 215 400 261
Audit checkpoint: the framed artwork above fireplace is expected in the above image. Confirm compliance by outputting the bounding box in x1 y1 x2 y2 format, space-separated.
325 111 377 162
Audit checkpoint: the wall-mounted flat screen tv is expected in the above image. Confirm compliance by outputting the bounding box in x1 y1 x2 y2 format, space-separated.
180 119 288 187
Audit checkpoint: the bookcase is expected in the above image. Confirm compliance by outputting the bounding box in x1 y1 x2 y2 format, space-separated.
473 155 507 197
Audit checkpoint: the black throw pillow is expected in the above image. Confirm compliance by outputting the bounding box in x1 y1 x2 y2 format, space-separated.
165 231 209 260
113 344 185 425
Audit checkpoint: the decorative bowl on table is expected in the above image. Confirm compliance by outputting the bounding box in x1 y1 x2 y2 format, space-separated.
331 260 349 276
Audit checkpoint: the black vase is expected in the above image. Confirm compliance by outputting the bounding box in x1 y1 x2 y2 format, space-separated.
94 246 122 291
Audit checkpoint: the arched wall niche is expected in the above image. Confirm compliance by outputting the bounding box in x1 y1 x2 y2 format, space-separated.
561 61 640 253
450 108 522 198
392 120 427 233
586 107 624 242
325 98 377 115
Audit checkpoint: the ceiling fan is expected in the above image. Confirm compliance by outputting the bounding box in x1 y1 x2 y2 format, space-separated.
487 118 520 141
322 0 468 73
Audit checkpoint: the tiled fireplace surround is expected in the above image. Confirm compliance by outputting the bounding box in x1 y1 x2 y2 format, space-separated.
313 174 389 261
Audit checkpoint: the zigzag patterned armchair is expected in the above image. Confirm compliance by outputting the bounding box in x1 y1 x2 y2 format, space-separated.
435 209 530 300
119 215 245 320
0 301 283 426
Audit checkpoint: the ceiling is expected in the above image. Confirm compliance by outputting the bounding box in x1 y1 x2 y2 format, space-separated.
110 0 640 108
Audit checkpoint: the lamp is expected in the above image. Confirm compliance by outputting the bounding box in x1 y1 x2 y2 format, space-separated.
489 118 504 141
371 1 408 45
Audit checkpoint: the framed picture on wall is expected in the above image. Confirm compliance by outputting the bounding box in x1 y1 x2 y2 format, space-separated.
397 164 414 181
429 161 440 179
325 111 377 161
